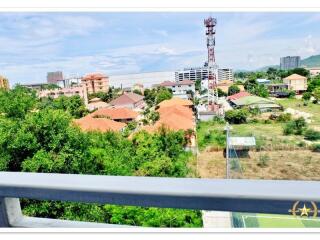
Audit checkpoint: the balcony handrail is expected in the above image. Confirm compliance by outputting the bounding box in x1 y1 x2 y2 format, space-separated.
0 172 320 227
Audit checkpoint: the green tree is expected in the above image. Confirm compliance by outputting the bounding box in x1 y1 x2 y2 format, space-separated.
156 87 173 104
312 87 320 103
244 78 258 92
217 88 227 97
195 79 201 91
302 92 312 101
224 109 248 124
283 117 307 135
39 95 88 118
228 85 240 96
0 85 37 119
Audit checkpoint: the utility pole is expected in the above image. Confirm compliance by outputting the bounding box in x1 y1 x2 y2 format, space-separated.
224 123 230 179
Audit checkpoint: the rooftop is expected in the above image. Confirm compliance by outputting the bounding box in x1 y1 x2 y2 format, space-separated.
90 107 138 120
110 92 144 106
158 97 193 108
226 91 251 101
283 74 307 81
74 115 126 132
159 80 194 87
82 72 108 80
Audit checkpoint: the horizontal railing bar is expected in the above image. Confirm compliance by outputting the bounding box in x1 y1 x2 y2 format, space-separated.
11 216 130 228
0 172 320 215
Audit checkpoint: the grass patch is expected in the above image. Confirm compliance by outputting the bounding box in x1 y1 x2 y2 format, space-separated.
276 98 320 126
197 120 226 150
233 213 320 228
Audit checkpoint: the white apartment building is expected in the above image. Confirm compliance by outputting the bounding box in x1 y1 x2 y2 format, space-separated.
175 67 233 82
175 67 208 82
218 68 234 81
109 71 175 89
158 80 195 99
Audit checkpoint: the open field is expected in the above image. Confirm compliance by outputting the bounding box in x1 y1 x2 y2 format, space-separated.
232 213 320 228
197 121 308 151
197 149 320 180
276 98 320 126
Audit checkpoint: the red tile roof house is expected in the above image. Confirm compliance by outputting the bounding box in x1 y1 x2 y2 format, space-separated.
226 91 251 101
89 107 139 123
109 92 145 110
74 115 126 133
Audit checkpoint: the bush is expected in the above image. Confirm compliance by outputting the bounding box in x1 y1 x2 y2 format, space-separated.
224 109 248 124
304 129 320 141
302 92 312 101
257 154 270 167
283 117 307 135
228 85 240 96
283 121 295 135
311 144 320 152
276 113 292 122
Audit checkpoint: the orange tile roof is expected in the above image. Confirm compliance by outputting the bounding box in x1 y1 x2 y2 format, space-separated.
74 115 126 132
158 105 194 119
90 107 138 120
139 105 194 133
158 97 193 108
83 72 107 80
157 113 194 131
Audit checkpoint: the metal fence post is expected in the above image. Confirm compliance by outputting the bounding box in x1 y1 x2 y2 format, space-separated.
0 198 22 227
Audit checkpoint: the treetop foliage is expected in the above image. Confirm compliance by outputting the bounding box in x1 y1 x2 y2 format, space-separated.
0 85 200 227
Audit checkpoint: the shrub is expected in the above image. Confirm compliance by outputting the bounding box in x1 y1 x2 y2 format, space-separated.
302 92 312 101
283 121 295 135
224 109 248 124
228 85 240 96
257 154 270 167
304 129 320 141
297 141 306 148
283 117 307 135
263 119 272 124
311 144 320 152
276 113 292 122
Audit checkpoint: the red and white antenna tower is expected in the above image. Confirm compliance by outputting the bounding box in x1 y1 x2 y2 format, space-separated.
204 16 219 107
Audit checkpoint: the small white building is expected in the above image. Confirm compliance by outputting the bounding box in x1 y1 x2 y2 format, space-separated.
306 67 320 77
158 80 195 99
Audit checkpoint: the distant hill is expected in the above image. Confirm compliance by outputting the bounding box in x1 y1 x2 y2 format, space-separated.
301 54 320 68
256 54 320 72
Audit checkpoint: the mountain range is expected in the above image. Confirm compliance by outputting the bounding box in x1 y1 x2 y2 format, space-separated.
257 54 320 71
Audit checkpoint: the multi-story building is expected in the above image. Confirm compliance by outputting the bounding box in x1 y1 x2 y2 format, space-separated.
81 73 109 94
109 71 175 88
280 56 301 70
158 80 195 99
175 67 208 82
0 75 9 90
283 73 307 94
47 71 64 84
175 67 233 82
38 86 88 105
218 68 234 82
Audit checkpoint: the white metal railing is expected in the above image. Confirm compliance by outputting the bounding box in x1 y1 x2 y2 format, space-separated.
0 172 320 227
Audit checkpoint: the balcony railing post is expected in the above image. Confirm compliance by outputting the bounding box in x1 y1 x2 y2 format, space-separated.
0 198 22 227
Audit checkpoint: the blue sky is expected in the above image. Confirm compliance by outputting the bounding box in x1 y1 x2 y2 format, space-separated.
1 12 320 85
